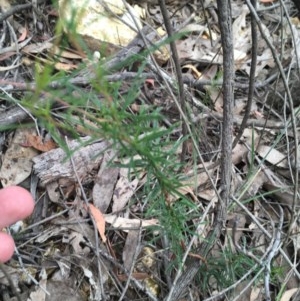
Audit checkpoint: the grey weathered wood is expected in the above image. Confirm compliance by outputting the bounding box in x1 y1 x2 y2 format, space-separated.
32 137 111 185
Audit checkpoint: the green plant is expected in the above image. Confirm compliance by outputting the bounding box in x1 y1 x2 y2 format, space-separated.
18 45 202 268
198 247 262 293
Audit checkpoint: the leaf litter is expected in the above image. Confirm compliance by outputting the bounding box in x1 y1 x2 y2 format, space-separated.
1 0 300 300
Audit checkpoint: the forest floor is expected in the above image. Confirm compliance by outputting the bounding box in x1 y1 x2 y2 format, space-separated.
1 0 300 300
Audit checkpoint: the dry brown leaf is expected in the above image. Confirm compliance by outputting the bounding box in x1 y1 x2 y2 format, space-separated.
176 36 221 63
58 0 143 53
22 41 53 54
123 230 139 271
93 151 119 213
202 65 218 81
232 142 248 165
27 273 47 301
167 180 200 203
26 134 57 152
232 128 260 164
45 182 60 203
29 280 84 301
250 286 263 301
112 169 138 212
105 215 158 232
130 103 141 112
54 62 78 71
291 17 300 26
0 128 39 187
232 5 250 61
89 204 107 243
257 145 287 168
0 51 16 61
69 230 91 255
279 288 299 301
198 189 216 201
50 45 85 59
17 26 28 42
176 4 273 76
211 88 223 113
0 0 11 11
232 98 247 115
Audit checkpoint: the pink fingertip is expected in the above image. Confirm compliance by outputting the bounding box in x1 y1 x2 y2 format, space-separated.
0 233 15 263
0 186 34 229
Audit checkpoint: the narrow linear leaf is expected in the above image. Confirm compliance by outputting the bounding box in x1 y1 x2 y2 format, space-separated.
89 203 107 243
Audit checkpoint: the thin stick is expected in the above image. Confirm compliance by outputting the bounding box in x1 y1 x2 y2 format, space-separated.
232 0 257 148
158 0 188 162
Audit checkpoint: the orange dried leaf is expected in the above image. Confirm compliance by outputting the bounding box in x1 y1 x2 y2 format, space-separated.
18 27 28 42
26 135 57 152
89 204 107 243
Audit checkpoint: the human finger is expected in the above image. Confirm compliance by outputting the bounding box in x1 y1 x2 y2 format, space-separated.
0 232 15 263
0 186 34 229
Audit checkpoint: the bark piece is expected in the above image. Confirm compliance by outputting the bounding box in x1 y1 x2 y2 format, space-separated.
32 137 111 185
92 150 119 213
